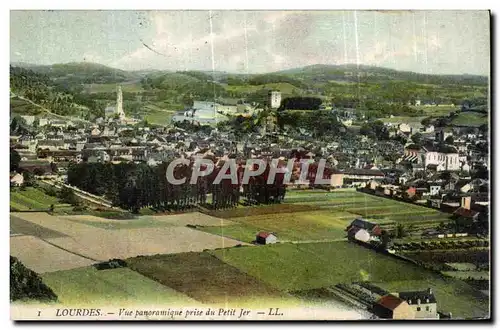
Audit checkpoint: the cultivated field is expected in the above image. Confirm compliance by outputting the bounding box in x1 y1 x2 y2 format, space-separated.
200 210 354 243
211 241 489 319
47 226 246 261
11 212 108 237
127 252 295 306
11 212 245 271
10 215 67 238
199 191 452 243
63 212 235 230
10 235 95 273
42 266 197 306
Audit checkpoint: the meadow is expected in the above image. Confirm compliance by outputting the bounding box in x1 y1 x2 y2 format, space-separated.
211 241 489 319
42 266 197 306
10 187 65 211
451 112 488 127
198 190 452 243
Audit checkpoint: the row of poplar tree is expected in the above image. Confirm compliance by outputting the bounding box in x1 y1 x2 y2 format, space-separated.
66 161 287 213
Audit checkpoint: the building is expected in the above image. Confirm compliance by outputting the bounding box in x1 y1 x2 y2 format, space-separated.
105 86 126 119
341 169 385 186
255 232 278 245
346 218 382 241
372 294 415 319
330 171 344 188
269 91 282 109
396 289 438 319
10 173 24 187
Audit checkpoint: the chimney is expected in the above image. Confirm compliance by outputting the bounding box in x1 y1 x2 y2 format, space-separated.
461 196 471 210
427 288 433 295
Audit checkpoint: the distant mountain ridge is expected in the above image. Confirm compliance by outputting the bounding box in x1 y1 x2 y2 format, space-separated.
11 61 488 82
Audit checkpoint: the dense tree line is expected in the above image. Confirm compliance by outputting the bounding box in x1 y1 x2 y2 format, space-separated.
67 162 208 213
279 97 322 110
277 110 345 138
247 74 307 89
242 163 287 205
10 256 58 302
67 160 287 213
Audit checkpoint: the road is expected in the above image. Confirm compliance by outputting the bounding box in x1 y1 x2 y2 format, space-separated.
280 238 348 244
41 179 117 209
10 92 91 124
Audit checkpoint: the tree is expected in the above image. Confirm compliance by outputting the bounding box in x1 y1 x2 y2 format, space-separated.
10 256 57 302
58 187 79 206
380 230 392 250
445 136 454 145
22 171 35 187
10 149 20 172
411 133 423 145
420 117 432 127
396 223 406 238
33 168 45 176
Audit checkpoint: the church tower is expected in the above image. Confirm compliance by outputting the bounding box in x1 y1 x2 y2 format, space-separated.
116 85 125 119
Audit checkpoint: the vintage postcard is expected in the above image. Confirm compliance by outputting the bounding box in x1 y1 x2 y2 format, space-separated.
9 9 490 321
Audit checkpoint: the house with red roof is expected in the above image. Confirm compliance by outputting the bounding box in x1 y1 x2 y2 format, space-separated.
372 294 415 319
255 232 278 245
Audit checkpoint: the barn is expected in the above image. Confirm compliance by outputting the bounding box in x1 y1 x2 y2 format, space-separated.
255 232 278 245
346 218 382 238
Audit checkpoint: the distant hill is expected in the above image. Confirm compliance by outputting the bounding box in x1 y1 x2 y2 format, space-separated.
11 62 140 84
274 64 488 86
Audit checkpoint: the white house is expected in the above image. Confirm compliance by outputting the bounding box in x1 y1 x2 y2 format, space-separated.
256 232 278 245
10 173 24 187
429 185 441 196
398 123 412 134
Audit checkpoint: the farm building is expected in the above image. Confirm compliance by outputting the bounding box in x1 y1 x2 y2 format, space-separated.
396 288 438 319
372 294 415 319
255 232 278 245
346 218 382 242
10 173 24 187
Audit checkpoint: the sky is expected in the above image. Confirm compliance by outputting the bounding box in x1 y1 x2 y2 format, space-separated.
10 10 490 75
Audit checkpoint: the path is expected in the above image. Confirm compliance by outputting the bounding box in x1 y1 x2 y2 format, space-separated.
10 92 91 124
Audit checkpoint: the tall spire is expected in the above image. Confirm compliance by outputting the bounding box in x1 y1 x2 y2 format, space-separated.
116 85 125 119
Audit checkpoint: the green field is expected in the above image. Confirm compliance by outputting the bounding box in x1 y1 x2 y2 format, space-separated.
211 241 489 318
144 109 175 126
42 266 196 306
413 105 459 116
10 187 62 210
200 191 452 243
451 112 488 127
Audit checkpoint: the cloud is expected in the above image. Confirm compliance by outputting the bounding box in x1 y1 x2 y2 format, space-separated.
108 10 486 75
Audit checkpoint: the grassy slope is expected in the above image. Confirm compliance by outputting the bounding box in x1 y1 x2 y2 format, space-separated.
452 112 488 126
42 266 196 306
10 187 60 210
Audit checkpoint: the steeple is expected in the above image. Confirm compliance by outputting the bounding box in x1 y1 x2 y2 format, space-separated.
116 85 125 119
